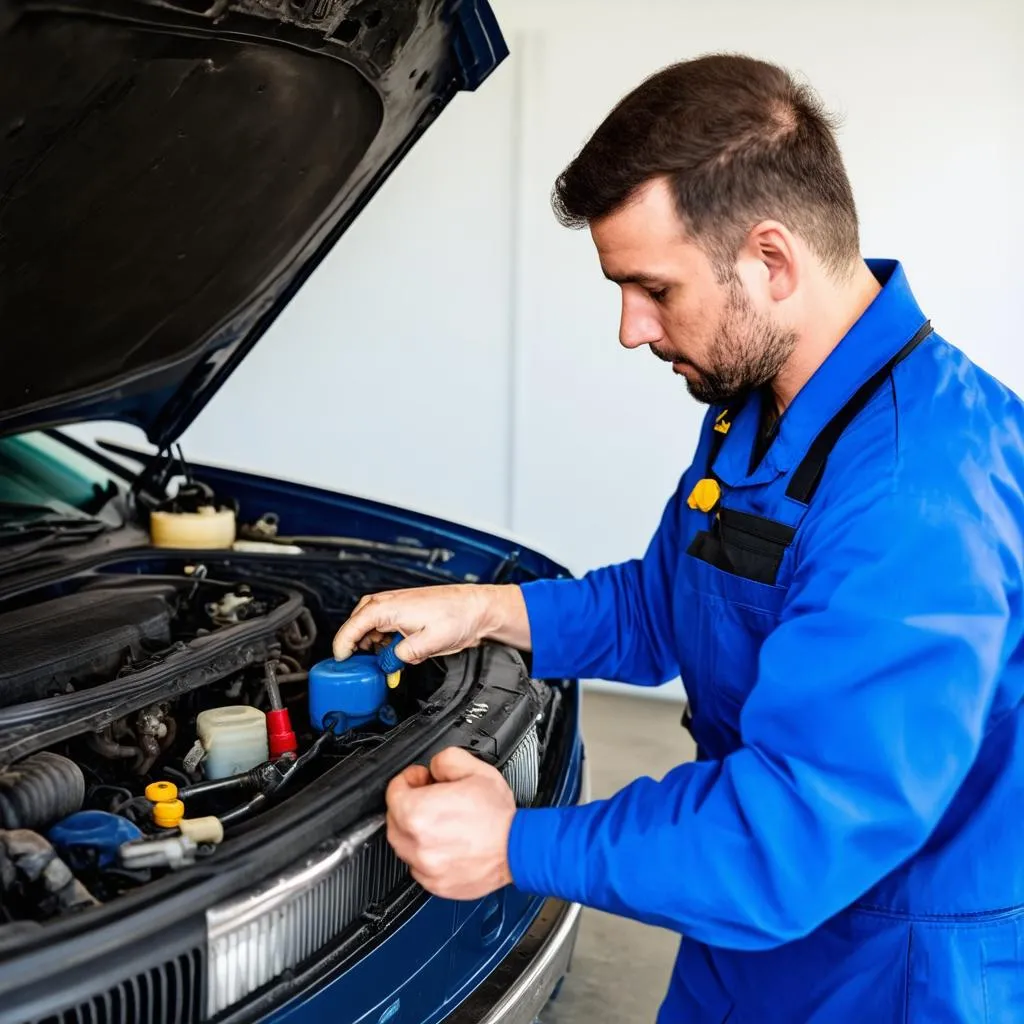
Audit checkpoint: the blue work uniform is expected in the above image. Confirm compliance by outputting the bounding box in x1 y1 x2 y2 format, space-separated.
509 260 1024 1022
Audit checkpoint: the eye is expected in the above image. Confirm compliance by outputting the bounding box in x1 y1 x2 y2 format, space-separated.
648 287 670 304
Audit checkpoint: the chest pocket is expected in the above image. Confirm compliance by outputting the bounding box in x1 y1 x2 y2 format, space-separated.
678 535 790 725
688 505 795 586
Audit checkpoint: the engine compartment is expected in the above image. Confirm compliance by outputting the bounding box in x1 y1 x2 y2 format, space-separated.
0 557 465 935
0 582 177 708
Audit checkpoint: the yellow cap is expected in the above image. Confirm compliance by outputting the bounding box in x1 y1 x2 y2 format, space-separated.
687 478 722 513
145 781 178 803
386 670 402 690
152 798 185 828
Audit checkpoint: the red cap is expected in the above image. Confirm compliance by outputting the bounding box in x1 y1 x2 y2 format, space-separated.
266 708 298 758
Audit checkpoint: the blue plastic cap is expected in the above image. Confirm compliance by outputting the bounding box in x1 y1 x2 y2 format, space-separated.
48 811 144 868
378 634 405 675
309 655 387 732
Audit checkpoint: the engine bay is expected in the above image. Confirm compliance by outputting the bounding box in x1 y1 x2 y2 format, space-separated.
0 556 491 935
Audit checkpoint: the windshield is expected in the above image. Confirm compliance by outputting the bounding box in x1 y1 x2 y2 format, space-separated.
0 432 128 516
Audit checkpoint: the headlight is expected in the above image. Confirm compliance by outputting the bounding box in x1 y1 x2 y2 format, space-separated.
205 725 540 1018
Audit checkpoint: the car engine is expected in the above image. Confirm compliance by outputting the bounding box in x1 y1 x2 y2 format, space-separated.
0 558 465 934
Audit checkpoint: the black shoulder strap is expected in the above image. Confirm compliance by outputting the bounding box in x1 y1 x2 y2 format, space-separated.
786 320 933 505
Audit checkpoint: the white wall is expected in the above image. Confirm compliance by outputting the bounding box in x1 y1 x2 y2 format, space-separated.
77 0 1024 700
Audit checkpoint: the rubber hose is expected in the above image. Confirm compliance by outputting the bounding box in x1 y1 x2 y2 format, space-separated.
0 752 85 831
265 661 284 712
133 735 161 777
159 717 178 753
86 732 139 762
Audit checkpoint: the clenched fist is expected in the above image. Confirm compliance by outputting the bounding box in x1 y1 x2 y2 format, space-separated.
386 747 517 900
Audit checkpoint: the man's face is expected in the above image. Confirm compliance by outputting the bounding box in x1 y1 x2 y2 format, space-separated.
591 178 796 405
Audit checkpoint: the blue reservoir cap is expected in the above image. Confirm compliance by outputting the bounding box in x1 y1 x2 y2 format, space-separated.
309 655 387 732
378 634 405 675
48 811 144 868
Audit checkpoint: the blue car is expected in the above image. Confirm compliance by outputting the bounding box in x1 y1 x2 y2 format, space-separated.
0 2 585 1021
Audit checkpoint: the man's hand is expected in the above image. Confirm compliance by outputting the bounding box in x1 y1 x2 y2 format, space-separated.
332 584 531 666
386 747 517 900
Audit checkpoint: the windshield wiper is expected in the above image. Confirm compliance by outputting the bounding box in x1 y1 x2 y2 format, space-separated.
0 511 109 567
0 512 108 541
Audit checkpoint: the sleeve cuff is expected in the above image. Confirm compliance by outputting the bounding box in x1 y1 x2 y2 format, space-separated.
519 578 572 679
508 804 597 902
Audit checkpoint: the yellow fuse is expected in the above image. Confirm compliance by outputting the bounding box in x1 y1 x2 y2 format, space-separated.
687 478 722 513
386 671 402 690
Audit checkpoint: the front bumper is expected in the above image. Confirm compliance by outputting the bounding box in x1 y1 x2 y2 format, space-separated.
444 898 582 1024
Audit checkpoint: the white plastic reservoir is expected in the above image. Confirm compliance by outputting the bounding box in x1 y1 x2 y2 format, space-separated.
197 706 269 779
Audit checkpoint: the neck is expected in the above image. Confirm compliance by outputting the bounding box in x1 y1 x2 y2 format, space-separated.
770 260 881 412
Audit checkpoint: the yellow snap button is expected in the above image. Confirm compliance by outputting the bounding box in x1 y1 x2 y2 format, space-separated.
152 799 186 828
145 781 178 803
687 478 722 513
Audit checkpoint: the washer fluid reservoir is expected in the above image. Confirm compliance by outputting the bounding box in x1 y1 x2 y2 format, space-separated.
197 706 269 779
309 656 387 732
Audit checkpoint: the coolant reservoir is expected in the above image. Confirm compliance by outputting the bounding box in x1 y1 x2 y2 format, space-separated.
150 506 236 549
196 706 269 779
309 656 387 732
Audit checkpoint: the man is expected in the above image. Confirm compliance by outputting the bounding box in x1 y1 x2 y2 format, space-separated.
333 55 1024 1022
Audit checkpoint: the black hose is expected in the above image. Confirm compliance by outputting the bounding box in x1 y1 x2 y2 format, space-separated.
274 672 308 685
265 662 284 712
0 752 85 830
178 758 291 800
217 792 269 828
161 766 192 790
111 795 154 825
88 783 134 813
86 731 139 762
219 733 333 828
178 773 252 800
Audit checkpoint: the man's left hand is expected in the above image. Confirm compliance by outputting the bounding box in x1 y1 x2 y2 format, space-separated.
386 747 517 900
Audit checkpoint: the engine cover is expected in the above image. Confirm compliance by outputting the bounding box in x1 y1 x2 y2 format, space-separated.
0 583 177 708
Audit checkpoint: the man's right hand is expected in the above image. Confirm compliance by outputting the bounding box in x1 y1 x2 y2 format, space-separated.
331 584 531 665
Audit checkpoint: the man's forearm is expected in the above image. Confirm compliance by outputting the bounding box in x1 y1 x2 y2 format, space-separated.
480 584 532 651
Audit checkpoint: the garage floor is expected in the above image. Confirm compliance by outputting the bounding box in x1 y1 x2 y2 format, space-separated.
545 690 696 1024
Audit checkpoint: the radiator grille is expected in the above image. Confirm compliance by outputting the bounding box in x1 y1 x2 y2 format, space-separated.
206 817 402 1016
33 947 203 1024
502 723 540 807
207 724 541 1017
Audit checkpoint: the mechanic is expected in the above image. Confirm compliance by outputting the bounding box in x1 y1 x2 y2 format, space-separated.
333 55 1024 1022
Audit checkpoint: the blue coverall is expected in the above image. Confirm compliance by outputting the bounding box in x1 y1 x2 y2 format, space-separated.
509 261 1024 1022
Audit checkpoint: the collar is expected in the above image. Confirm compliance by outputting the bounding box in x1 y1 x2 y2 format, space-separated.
712 259 928 490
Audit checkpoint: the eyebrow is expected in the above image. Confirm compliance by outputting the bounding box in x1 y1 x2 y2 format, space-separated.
602 269 668 287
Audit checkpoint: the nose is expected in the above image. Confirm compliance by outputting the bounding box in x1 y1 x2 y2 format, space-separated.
618 290 663 350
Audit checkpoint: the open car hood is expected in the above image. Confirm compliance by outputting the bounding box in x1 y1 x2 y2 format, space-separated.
0 0 506 448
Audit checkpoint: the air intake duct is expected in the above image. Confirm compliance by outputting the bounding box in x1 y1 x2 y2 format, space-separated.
0 752 85 831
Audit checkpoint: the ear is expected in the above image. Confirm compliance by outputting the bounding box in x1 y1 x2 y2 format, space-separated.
740 220 799 302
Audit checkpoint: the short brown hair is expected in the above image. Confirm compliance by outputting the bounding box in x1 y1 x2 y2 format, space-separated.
552 54 860 278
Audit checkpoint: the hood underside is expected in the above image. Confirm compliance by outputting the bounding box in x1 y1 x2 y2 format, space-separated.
0 0 506 446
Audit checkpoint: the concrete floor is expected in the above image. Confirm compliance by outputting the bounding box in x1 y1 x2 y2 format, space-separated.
545 691 696 1024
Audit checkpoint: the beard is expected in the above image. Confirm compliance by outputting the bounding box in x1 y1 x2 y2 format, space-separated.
653 279 797 406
